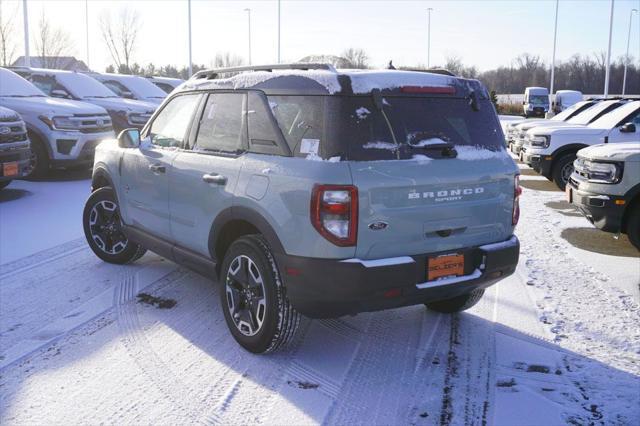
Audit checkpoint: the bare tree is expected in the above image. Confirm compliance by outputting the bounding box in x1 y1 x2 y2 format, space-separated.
444 55 464 75
342 48 369 69
33 12 73 68
211 52 245 68
0 0 17 66
100 8 140 73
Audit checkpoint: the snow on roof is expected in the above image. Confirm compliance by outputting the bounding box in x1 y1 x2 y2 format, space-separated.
185 68 458 95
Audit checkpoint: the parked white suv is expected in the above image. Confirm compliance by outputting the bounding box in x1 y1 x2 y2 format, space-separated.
522 100 640 190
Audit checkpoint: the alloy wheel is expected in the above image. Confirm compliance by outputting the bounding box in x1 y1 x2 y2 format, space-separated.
88 200 128 255
225 255 267 337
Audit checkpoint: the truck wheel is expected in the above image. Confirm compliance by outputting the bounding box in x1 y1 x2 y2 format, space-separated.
220 235 300 354
26 133 50 179
0 180 11 190
552 154 576 191
425 289 485 313
626 202 640 251
83 187 146 264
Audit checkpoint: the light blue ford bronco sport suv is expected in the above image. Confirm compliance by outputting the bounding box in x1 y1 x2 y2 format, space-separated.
83 64 521 353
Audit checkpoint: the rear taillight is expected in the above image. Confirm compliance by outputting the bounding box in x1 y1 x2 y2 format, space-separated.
512 175 523 226
311 184 358 247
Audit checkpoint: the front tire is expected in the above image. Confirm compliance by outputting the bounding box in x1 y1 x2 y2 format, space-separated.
220 235 300 354
27 134 50 179
425 289 485 313
552 154 576 191
626 202 640 251
83 187 146 264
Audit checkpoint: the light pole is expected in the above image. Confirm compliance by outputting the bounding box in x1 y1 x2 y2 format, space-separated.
277 0 281 63
85 0 90 69
244 8 251 65
622 8 638 95
22 0 30 67
549 0 559 114
188 0 192 76
603 0 615 98
427 8 433 68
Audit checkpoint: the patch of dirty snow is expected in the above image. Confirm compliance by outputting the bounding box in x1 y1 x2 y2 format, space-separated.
355 107 370 119
454 145 508 160
363 141 397 150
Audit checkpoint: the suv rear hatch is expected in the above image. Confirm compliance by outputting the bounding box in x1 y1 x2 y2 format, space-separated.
333 92 517 259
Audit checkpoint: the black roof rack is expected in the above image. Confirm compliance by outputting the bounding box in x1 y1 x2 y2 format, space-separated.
191 63 337 81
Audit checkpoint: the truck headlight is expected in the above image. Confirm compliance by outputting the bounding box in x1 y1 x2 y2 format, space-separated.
127 112 150 126
39 115 81 131
528 135 550 148
574 158 622 184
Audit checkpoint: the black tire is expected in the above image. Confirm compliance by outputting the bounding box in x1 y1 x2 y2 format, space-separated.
220 235 300 354
626 202 640 251
0 180 11 190
26 134 50 179
83 187 146 264
552 153 576 191
425 289 485 313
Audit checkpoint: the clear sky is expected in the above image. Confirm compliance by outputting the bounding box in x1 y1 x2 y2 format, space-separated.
2 0 639 72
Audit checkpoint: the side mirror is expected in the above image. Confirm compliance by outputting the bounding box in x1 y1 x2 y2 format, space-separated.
620 122 636 133
51 89 70 99
118 128 141 148
121 91 134 99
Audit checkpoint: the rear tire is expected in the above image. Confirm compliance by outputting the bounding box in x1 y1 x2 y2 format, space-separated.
425 289 485 313
27 135 50 179
83 187 146 264
552 154 576 191
220 235 300 354
626 202 640 251
0 180 11 190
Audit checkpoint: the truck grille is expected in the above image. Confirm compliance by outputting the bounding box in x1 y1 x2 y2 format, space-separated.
71 114 113 134
0 121 28 145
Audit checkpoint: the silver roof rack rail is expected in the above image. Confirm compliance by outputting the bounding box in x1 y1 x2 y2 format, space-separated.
191 63 337 80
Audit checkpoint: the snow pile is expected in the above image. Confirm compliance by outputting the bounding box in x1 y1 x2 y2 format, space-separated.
454 145 508 160
412 154 432 163
363 141 397 150
305 153 340 162
355 107 370 119
410 137 448 147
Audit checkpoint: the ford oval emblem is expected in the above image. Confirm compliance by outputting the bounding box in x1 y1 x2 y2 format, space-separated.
0 126 10 135
368 221 388 231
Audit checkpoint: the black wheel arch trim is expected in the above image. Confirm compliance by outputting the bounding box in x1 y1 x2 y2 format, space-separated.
209 206 286 263
550 143 588 161
622 182 640 231
25 124 53 157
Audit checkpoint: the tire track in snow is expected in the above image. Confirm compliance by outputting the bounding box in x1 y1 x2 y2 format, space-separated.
0 238 87 280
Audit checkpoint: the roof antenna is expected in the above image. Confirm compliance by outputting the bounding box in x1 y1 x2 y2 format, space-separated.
387 60 396 70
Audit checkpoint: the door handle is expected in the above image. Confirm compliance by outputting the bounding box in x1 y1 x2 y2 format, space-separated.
202 173 228 185
148 164 166 173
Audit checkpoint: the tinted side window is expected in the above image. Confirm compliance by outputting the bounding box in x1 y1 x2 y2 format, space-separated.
149 94 201 148
247 92 288 155
266 95 324 157
30 75 55 95
103 80 128 96
194 93 246 153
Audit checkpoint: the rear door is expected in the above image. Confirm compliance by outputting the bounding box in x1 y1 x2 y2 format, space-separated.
120 93 201 240
336 95 518 260
169 92 246 257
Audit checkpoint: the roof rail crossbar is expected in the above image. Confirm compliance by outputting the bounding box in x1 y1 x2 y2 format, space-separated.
191 63 337 80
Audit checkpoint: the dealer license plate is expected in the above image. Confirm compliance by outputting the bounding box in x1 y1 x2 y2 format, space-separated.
428 253 465 281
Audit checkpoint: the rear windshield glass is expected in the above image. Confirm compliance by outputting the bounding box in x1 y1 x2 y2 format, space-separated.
267 95 504 161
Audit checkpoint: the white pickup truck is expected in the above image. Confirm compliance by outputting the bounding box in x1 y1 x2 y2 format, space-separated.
521 100 640 190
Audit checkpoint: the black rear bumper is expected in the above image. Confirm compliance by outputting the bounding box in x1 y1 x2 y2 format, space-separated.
277 236 520 318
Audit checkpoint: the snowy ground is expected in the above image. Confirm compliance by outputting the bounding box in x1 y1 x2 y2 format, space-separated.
0 163 638 425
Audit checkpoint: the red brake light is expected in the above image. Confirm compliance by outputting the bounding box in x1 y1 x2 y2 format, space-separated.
311 184 358 247
513 175 522 226
400 86 456 95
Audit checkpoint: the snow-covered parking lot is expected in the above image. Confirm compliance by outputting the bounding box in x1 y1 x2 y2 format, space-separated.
0 162 638 425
